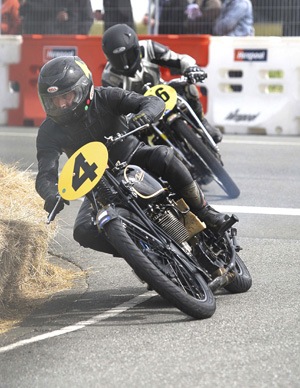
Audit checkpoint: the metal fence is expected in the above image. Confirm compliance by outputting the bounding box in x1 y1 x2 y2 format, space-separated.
145 0 300 37
253 0 300 36
1 1 300 37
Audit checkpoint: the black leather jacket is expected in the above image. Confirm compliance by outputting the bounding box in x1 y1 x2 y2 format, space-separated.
101 39 196 93
35 86 165 200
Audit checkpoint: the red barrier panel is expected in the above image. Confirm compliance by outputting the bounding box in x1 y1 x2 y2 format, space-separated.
8 34 105 126
8 34 209 126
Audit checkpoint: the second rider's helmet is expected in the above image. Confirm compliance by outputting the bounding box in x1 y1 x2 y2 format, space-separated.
38 56 94 125
102 24 141 77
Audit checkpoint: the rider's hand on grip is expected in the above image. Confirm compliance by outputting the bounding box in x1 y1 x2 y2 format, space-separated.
128 112 151 130
44 193 69 214
184 66 207 84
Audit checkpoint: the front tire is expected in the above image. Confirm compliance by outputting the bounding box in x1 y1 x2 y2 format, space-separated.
225 254 252 293
104 209 216 319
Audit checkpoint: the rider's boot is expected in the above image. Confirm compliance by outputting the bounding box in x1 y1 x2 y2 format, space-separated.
179 181 231 232
192 104 223 144
200 116 223 144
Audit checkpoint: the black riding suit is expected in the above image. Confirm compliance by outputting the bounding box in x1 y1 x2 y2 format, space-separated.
36 86 205 254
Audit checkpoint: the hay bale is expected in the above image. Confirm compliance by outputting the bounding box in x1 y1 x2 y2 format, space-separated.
0 163 80 331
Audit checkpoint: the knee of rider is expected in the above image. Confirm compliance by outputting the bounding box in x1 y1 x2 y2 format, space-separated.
154 147 193 188
185 84 201 101
73 222 118 254
150 145 174 170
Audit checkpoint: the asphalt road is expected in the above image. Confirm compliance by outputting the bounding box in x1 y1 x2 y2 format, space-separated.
0 126 299 388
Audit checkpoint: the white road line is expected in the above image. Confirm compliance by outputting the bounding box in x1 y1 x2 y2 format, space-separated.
222 139 300 146
213 205 300 216
0 291 156 354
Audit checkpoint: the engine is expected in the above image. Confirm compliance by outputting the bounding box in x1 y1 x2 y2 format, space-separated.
148 198 206 245
152 207 190 244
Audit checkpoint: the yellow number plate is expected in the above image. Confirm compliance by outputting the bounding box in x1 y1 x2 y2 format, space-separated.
58 142 108 201
144 84 177 111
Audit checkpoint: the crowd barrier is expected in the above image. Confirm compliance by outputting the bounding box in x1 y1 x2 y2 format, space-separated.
7 35 106 126
2 34 300 135
0 35 22 125
203 36 300 135
6 34 209 127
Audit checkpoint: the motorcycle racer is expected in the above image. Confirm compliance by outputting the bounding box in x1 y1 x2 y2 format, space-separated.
36 55 231 254
101 23 222 144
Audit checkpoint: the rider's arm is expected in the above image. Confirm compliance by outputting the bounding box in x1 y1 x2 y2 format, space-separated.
101 62 124 88
35 120 62 200
99 86 165 124
146 39 197 74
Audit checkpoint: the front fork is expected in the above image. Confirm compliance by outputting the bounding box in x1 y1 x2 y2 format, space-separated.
176 94 219 153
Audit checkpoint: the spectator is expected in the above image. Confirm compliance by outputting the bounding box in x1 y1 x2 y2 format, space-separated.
93 9 103 22
19 0 93 34
185 0 222 34
142 0 162 34
159 0 187 34
1 0 21 34
103 0 135 31
142 12 156 34
51 0 94 34
213 0 254 36
74 0 93 34
19 0 49 33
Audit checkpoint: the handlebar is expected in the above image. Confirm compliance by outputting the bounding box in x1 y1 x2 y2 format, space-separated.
168 73 207 86
104 123 150 148
46 195 63 224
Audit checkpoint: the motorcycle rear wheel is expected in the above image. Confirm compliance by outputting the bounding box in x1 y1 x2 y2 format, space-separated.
196 230 252 294
104 208 216 320
172 119 240 198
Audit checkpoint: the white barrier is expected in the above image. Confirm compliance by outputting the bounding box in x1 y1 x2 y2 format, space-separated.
0 35 22 125
204 36 300 135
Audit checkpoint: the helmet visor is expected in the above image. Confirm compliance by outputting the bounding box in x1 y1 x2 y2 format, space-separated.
41 85 83 118
110 47 140 75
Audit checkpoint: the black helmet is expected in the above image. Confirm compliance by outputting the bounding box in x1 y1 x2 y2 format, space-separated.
102 24 141 77
38 56 94 125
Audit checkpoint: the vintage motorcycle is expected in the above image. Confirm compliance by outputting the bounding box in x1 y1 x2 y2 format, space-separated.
48 127 252 320
139 77 240 199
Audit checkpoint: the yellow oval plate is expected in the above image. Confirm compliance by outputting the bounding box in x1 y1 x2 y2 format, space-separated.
144 84 177 111
58 142 108 201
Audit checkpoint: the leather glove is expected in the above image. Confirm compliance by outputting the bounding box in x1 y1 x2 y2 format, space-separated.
128 112 152 131
44 193 69 214
183 66 207 84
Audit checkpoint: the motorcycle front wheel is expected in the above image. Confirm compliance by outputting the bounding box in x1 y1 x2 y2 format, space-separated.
224 254 252 293
171 119 240 198
103 208 216 320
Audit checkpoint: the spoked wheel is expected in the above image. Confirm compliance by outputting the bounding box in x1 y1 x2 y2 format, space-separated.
103 208 216 319
171 119 240 198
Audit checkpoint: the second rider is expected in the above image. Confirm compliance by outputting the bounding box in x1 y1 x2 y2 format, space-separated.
101 23 223 144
